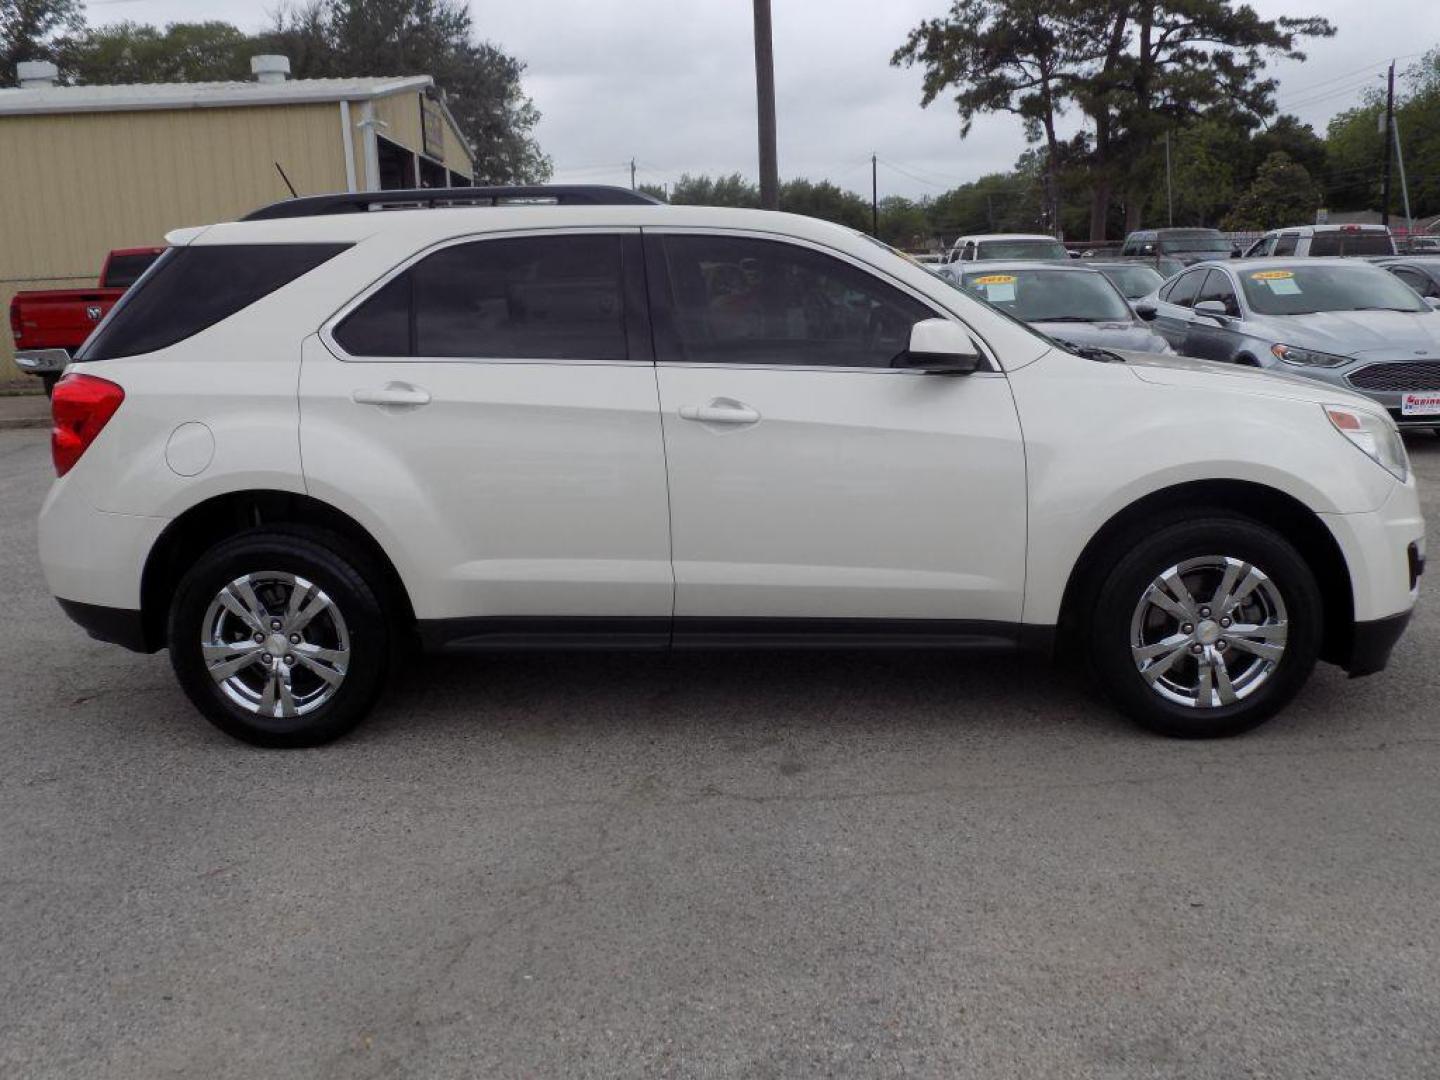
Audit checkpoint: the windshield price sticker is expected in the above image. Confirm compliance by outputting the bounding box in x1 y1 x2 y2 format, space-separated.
971 274 1018 302
1251 269 1301 295
1402 392 1440 417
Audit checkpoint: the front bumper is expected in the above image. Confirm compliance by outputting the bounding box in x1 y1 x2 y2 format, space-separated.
1346 610 1412 677
1321 479 1424 675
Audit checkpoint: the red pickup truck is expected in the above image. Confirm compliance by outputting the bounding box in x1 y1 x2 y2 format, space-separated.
10 247 163 392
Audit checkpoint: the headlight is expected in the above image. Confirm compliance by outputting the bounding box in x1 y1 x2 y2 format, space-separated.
1325 405 1409 482
1272 343 1352 368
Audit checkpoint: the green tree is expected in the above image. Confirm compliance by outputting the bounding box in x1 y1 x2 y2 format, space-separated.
1251 114 1327 180
897 2 1333 241
669 173 759 207
262 0 549 183
1324 49 1440 220
778 178 870 230
62 22 253 83
1 0 83 78
893 0 1102 238
1137 117 1241 228
636 182 668 202
878 195 931 248
1221 151 1321 231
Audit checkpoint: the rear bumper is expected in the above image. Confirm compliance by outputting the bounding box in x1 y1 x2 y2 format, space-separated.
55 598 156 652
1345 610 1412 677
14 349 70 374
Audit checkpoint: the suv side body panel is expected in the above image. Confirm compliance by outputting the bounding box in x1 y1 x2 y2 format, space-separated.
301 229 674 622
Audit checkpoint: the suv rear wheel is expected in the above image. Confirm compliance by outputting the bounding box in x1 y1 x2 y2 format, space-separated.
168 528 390 747
1089 515 1322 738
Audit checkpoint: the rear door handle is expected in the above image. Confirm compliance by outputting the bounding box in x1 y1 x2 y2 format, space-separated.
678 399 761 425
352 383 431 408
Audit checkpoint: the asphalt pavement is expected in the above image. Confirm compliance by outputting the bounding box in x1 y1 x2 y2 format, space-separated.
1 426 1438 1079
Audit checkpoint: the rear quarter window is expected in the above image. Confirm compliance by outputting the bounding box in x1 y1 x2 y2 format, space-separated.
77 244 349 361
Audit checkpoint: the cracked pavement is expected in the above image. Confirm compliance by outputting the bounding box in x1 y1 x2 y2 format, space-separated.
1 427 1439 1078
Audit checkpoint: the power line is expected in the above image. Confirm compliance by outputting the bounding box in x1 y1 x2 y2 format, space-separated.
1276 51 1424 103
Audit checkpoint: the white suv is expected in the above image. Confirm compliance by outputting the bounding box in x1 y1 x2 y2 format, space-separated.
40 186 1425 747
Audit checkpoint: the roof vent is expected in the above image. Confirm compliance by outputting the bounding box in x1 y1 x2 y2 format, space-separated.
17 61 59 89
250 55 291 84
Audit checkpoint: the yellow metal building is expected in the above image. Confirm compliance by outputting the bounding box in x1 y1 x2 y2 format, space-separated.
0 55 475 378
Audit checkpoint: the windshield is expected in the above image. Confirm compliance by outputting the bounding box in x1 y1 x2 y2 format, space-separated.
960 269 1133 322
1239 263 1430 316
1159 235 1230 254
1095 264 1164 299
975 239 1068 261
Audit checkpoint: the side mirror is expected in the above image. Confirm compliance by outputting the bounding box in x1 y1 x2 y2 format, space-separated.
1194 299 1231 322
899 319 981 375
1133 303 1158 322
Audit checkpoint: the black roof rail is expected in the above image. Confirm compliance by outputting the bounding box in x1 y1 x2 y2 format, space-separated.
242 185 661 222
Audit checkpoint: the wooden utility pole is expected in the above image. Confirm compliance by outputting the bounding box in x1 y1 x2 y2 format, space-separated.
753 0 779 210
629 158 636 190
871 154 878 237
1381 60 1395 227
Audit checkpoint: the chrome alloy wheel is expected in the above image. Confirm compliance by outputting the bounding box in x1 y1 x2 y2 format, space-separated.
1129 556 1288 709
200 572 351 719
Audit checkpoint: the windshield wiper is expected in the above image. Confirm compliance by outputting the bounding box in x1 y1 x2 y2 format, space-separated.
1347 306 1420 313
1057 340 1126 363
1039 315 1107 323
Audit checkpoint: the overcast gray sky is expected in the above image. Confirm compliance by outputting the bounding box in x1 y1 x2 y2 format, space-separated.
78 0 1440 198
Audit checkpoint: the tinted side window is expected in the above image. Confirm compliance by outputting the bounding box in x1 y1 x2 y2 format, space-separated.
335 235 628 361
1392 267 1439 298
1272 234 1299 256
79 244 349 360
655 235 932 368
1165 269 1203 308
1196 270 1240 315
333 275 411 356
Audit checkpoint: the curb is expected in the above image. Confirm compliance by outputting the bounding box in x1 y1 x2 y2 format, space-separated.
0 417 49 431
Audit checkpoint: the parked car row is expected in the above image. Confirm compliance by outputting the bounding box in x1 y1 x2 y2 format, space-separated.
1135 258 1440 429
938 259 1172 356
935 239 1440 432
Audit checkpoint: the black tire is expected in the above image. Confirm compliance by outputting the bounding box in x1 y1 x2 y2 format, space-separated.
40 373 58 397
1088 514 1323 738
168 527 391 747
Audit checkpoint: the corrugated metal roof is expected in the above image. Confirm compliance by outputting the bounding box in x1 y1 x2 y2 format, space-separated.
0 75 433 116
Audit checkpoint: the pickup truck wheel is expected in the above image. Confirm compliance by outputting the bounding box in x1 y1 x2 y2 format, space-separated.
1089 515 1322 738
40 374 58 397
168 529 390 747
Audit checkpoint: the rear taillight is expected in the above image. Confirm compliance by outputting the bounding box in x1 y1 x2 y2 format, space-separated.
51 373 124 477
8 296 19 343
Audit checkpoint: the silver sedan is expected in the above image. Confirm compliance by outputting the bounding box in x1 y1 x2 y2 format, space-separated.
1138 258 1440 427
942 260 1172 356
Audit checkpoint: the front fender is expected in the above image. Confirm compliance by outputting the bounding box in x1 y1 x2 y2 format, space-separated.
1010 350 1397 625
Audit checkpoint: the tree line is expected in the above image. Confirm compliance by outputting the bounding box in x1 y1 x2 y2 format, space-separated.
646 45 1440 248
0 0 549 183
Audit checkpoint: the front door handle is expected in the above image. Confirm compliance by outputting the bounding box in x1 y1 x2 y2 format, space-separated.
678 399 761 425
352 382 431 408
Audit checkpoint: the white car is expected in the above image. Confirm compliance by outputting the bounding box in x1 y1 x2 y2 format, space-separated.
945 233 1069 263
1242 224 1396 258
40 186 1424 746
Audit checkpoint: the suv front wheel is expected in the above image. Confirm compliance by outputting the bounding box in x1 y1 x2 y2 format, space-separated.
168 528 391 747
1089 515 1323 738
